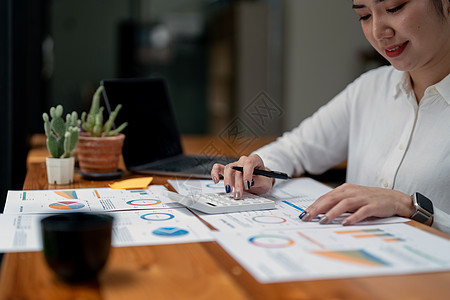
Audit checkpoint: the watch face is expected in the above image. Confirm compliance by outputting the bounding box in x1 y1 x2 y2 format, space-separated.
416 193 434 214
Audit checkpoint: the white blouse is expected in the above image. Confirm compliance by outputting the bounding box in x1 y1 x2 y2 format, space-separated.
254 66 450 233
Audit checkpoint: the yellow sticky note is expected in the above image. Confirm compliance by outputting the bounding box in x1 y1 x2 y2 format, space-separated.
109 177 153 189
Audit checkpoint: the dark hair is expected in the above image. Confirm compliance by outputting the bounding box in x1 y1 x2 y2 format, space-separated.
352 0 447 18
431 0 446 19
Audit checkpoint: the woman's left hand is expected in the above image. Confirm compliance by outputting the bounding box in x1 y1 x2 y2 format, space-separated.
300 183 416 225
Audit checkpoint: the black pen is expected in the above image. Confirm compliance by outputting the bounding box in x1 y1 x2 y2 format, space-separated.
232 166 291 180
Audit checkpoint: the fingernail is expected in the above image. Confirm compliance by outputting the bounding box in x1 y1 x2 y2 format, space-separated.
342 219 351 226
213 176 219 184
299 211 307 219
225 185 231 193
302 213 311 222
234 191 241 199
319 216 329 225
251 179 255 186
244 181 250 190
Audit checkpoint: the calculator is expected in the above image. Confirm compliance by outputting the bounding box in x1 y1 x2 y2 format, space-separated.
165 191 276 214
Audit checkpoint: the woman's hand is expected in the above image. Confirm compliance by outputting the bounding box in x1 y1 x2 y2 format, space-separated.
210 154 274 199
300 183 416 225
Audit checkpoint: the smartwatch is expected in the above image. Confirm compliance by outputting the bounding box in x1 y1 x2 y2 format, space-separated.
410 192 434 226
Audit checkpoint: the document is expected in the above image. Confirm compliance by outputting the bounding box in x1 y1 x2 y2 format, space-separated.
170 178 407 230
168 179 227 195
0 208 213 252
168 177 331 198
110 208 213 247
213 223 450 283
0 214 43 252
4 186 183 215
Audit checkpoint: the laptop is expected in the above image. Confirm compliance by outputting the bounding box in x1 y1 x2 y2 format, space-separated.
100 77 236 178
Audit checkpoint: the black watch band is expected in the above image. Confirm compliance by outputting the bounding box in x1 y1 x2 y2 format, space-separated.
410 192 434 225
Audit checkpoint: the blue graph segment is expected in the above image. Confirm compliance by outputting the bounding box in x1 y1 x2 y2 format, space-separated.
205 183 224 189
282 200 304 211
140 213 175 221
152 227 189 237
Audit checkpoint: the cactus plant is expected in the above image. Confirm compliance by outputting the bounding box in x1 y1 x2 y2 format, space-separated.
43 105 80 158
81 86 128 137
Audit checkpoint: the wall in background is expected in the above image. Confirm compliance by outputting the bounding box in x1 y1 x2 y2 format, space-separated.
282 0 371 131
48 0 208 134
49 0 128 114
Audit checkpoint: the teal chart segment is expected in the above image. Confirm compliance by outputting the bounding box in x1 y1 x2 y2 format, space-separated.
152 227 189 237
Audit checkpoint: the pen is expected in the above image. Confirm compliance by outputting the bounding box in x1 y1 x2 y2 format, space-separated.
232 166 291 180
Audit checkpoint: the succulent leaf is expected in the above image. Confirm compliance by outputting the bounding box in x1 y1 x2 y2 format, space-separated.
43 105 80 158
80 85 126 137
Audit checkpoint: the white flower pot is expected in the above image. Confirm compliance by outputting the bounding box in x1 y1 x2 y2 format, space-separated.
46 157 75 185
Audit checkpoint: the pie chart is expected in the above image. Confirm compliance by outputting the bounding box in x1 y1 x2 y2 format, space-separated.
248 234 295 248
152 227 189 237
126 199 161 206
49 201 85 210
140 212 175 221
252 216 287 224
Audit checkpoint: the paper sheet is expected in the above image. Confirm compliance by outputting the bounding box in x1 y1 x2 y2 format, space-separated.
0 208 213 252
170 178 408 230
0 214 43 252
110 208 213 247
168 177 332 198
213 223 450 283
168 179 227 195
4 186 183 215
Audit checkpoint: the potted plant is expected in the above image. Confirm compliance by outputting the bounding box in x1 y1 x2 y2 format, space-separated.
77 86 128 175
43 105 80 184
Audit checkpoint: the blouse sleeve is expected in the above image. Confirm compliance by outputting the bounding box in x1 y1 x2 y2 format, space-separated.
432 207 450 235
253 78 359 177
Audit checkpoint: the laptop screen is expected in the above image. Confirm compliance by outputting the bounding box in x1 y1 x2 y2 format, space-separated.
101 77 183 169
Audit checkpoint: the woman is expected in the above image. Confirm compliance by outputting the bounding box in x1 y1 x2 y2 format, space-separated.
211 0 450 233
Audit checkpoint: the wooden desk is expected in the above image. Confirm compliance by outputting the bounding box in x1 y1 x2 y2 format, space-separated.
2 136 450 300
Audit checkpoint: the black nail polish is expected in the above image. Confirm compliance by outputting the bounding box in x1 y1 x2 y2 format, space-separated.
225 185 231 193
299 211 307 219
251 179 255 186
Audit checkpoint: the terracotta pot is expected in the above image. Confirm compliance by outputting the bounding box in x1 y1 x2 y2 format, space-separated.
77 133 125 174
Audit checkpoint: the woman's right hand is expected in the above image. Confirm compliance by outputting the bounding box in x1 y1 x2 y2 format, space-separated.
210 154 274 199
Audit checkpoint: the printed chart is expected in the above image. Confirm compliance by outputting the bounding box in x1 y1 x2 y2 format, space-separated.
49 201 85 210
4 186 183 214
248 234 295 249
0 208 213 252
213 224 450 283
111 208 213 247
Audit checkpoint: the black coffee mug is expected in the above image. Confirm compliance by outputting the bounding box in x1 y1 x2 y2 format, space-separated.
41 212 114 283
